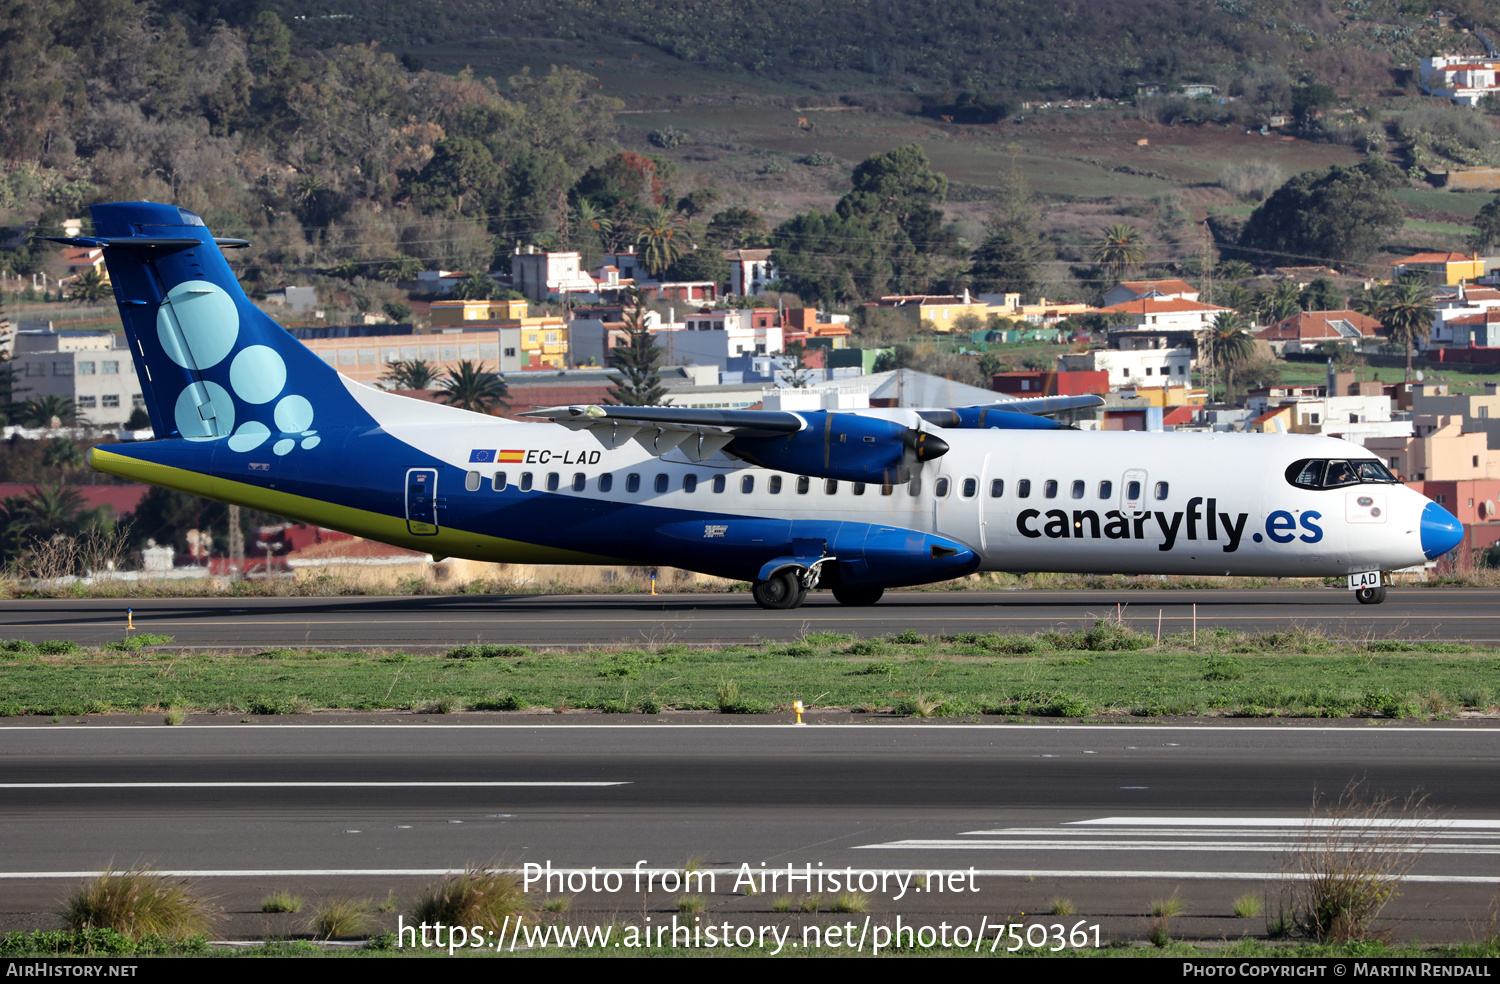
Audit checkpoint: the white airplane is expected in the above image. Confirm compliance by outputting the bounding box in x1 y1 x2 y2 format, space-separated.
58 202 1463 609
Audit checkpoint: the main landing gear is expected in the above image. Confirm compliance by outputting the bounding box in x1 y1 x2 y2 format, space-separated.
751 571 806 610
1355 585 1387 605
749 571 886 610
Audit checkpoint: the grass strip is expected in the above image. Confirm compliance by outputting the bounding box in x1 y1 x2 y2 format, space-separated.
1 623 1497 720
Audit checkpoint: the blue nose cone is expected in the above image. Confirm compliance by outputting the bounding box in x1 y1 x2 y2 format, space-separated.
1420 501 1465 559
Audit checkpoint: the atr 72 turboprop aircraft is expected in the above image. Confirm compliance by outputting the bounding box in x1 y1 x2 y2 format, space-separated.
59 202 1464 609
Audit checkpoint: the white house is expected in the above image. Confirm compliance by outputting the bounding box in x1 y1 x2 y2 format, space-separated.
724 248 779 297
1056 347 1194 387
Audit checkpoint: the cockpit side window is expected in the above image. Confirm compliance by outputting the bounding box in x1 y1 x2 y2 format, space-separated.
1286 457 1399 490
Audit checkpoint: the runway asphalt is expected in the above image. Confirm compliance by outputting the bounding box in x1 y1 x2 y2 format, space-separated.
1 724 1497 944
3 587 1500 647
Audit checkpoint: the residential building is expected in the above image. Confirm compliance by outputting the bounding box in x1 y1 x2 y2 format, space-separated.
992 370 1108 397
1420 56 1500 106
1446 310 1500 348
428 298 568 369
1367 415 1500 481
724 248 779 297
1097 297 1233 332
654 307 784 367
58 247 106 283
1404 382 1500 451
1389 251 1487 286
1057 346 1194 387
8 329 143 426
510 246 597 302
1255 310 1381 355
868 292 995 332
1101 279 1200 307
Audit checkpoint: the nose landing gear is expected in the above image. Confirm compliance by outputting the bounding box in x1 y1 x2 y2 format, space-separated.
1355 585 1387 605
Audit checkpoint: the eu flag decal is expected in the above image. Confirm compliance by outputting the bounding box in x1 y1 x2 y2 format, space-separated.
469 449 497 463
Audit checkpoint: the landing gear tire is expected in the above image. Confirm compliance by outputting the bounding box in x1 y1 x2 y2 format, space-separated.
832 586 884 606
752 571 807 610
1355 586 1387 605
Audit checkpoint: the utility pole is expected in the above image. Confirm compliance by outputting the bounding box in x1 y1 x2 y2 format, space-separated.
228 505 244 577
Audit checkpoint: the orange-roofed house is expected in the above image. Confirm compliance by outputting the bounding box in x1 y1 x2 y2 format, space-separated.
1390 251 1486 285
1101 279 1200 307
1097 297 1233 332
1255 310 1381 354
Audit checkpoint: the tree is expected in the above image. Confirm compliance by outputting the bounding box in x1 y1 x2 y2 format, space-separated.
634 205 686 277
20 394 81 428
606 290 668 406
969 224 1043 297
1238 166 1402 266
1377 278 1436 382
380 360 439 390
1301 278 1344 312
704 207 769 249
378 256 422 283
436 361 509 414
1473 194 1500 252
1202 311 1256 402
70 268 109 303
452 272 500 300
1091 224 1146 284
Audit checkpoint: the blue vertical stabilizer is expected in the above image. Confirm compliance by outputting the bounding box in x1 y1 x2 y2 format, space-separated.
61 202 372 457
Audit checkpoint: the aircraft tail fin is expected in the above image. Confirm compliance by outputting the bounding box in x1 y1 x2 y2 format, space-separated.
60 201 371 451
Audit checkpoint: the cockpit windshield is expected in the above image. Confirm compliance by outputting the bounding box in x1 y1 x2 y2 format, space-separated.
1285 458 1399 490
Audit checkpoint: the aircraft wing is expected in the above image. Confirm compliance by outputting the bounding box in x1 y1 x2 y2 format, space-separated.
916 394 1105 430
520 404 804 461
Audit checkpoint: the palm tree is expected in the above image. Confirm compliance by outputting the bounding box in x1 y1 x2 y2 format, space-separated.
452 271 499 300
1377 277 1436 382
436 361 509 414
377 255 423 283
1202 311 1256 402
21 394 81 428
1217 283 1253 316
1091 224 1146 284
379 360 439 391
1215 259 1255 281
634 205 686 277
70 268 110 303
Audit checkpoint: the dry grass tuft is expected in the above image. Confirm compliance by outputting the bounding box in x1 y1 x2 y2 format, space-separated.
61 867 215 938
1282 782 1431 943
410 867 534 933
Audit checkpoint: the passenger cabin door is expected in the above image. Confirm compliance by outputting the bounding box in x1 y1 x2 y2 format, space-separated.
405 468 439 536
1121 468 1148 516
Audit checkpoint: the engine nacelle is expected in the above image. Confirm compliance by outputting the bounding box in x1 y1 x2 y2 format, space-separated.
918 406 1067 430
729 410 948 485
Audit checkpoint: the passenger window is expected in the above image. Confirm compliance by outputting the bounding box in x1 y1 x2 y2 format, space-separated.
962 478 977 498
626 473 640 493
797 476 810 494
1154 481 1169 500
684 474 697 493
852 482 866 495
599 474 613 493
1017 479 1031 498
825 479 838 494
934 477 950 498
991 479 1004 498
908 477 922 497
882 484 894 496
1126 480 1140 500
742 475 754 493
465 470 481 492
1099 480 1112 499
492 472 507 491
520 472 533 491
713 474 727 493
573 473 586 492
769 475 782 494
546 472 560 491
1071 480 1084 499
654 474 668 493
1044 480 1058 498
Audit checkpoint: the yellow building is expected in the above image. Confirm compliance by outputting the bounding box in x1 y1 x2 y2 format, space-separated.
1390 252 1487 285
1124 384 1207 408
429 298 568 368
429 298 530 326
